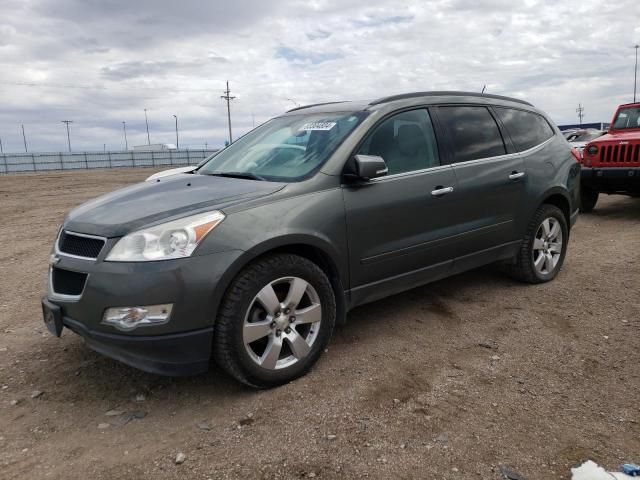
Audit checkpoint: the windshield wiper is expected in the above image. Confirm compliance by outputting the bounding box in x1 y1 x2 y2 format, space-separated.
202 171 266 181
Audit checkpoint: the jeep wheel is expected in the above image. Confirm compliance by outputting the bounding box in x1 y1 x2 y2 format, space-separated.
505 204 568 284
580 187 598 213
213 253 336 388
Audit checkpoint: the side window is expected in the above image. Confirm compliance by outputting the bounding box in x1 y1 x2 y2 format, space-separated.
437 106 506 162
357 109 440 175
494 107 555 151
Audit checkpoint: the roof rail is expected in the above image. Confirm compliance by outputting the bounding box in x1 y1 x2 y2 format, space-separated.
286 101 349 113
369 91 533 107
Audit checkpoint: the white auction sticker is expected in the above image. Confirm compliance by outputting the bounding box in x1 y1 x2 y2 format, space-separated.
299 121 336 131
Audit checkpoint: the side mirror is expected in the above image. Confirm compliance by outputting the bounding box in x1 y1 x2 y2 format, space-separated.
352 154 388 180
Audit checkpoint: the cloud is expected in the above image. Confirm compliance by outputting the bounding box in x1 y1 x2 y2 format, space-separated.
351 14 414 28
0 0 639 152
306 30 332 40
275 47 343 65
101 58 229 80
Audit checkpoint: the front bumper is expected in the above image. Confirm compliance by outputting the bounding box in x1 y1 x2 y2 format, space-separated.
45 249 244 375
64 316 213 375
581 167 640 194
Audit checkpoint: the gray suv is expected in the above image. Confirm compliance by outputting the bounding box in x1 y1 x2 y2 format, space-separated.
42 91 580 388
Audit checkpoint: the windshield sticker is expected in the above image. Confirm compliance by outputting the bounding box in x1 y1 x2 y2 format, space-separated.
299 121 337 131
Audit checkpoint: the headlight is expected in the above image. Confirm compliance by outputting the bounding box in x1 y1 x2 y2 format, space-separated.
587 145 598 155
106 211 225 262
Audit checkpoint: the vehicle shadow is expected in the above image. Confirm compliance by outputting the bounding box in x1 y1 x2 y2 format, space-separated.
589 195 640 221
339 264 514 338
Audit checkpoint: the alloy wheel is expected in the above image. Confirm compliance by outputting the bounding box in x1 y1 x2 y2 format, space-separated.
243 277 322 370
532 217 563 275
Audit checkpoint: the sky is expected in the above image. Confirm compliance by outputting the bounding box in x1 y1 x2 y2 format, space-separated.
0 0 639 153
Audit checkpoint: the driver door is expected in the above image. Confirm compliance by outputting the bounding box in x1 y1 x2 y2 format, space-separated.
342 109 460 305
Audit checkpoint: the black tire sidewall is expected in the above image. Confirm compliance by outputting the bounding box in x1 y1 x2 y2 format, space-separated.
222 255 335 387
580 187 598 213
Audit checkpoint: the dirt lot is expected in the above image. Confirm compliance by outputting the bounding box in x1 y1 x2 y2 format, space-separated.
0 168 639 480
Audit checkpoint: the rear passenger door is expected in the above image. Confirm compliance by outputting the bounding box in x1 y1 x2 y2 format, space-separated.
342 109 459 305
435 105 526 263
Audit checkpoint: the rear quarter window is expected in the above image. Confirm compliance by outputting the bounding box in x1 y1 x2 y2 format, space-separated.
494 107 555 151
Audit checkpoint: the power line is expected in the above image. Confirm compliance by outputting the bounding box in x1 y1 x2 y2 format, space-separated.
144 108 151 145
634 44 639 103
122 121 128 150
21 124 27 152
173 114 179 149
576 103 584 125
221 81 236 144
61 120 73 152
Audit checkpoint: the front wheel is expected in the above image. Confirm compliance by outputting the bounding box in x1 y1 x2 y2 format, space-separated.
505 204 568 284
213 253 336 388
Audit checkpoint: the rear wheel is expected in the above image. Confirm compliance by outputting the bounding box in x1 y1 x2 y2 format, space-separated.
213 253 335 388
580 186 599 213
505 204 568 284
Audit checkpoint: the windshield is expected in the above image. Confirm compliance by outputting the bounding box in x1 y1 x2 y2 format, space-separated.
198 111 368 181
612 107 640 130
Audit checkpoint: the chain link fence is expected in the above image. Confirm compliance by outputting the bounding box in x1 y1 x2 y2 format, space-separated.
0 149 219 174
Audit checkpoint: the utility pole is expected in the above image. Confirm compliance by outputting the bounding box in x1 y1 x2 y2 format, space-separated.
61 120 73 152
221 81 235 144
122 121 128 150
576 103 585 125
144 108 151 145
172 115 179 149
634 44 639 103
21 124 27 152
0 134 3 154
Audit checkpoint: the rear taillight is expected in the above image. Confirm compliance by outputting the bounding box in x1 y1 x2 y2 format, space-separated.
571 147 582 162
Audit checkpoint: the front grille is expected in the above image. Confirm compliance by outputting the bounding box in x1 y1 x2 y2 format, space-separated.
599 144 640 165
58 231 105 259
52 268 87 296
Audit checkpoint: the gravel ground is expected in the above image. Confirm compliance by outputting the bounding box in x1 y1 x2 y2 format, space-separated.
0 168 639 480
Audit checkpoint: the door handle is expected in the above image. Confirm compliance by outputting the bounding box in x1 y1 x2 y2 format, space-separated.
509 171 525 180
431 186 454 197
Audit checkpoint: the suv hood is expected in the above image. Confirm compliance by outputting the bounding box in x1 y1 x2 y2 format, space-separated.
64 173 285 237
590 130 640 144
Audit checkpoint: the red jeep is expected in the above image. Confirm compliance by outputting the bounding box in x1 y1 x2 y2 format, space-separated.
579 102 640 212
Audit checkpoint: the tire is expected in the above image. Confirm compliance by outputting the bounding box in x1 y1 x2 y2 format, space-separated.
580 186 599 213
505 204 568 284
213 253 336 388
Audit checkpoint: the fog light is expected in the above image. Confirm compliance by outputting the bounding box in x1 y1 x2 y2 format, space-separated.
102 304 173 331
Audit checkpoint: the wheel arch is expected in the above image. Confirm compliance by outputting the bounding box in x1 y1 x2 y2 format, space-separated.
534 187 572 230
210 236 349 331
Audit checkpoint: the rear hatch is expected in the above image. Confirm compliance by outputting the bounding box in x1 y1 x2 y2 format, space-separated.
583 131 640 167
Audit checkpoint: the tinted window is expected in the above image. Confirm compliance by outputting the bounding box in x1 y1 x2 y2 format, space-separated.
495 107 555 151
437 106 506 162
357 109 440 175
